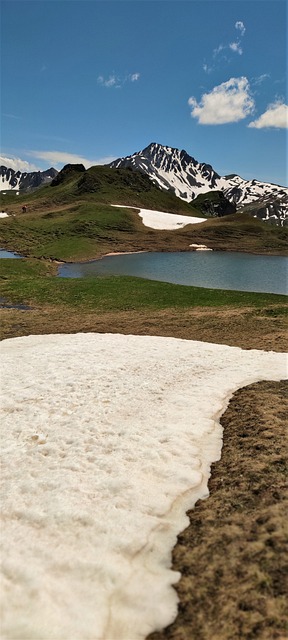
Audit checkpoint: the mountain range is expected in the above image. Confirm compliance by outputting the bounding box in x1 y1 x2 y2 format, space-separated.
1 143 287 225
108 143 288 226
0 166 58 192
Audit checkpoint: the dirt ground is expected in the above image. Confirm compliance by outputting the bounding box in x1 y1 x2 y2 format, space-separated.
1 304 287 639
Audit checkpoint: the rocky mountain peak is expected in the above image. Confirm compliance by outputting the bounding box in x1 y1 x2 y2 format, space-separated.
108 143 288 225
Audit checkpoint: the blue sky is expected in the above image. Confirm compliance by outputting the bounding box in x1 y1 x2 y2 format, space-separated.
1 0 287 185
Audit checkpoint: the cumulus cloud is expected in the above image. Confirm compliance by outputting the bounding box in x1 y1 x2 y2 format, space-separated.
27 150 116 168
0 156 40 172
248 101 288 129
98 72 140 88
188 77 255 125
235 21 246 36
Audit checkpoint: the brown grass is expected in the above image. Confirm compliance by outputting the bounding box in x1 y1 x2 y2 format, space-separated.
1 304 287 352
148 380 288 640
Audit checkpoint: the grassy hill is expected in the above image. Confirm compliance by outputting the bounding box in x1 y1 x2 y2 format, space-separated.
0 164 202 216
0 165 287 260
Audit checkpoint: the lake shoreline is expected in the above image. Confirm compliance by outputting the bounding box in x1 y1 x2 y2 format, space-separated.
58 250 288 296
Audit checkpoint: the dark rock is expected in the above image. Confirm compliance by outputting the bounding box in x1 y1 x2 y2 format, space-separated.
50 164 86 187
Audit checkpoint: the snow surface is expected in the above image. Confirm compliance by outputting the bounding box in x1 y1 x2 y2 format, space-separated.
112 204 206 229
0 333 287 640
0 177 21 192
189 243 213 251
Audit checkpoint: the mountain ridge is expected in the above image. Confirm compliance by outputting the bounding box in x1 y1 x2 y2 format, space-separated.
1 143 287 225
108 143 288 226
0 165 58 192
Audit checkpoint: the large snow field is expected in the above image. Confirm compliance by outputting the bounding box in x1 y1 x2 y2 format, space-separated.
0 333 286 640
111 204 206 229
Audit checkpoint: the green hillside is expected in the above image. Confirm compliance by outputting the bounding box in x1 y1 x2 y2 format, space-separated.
0 164 287 261
0 164 202 216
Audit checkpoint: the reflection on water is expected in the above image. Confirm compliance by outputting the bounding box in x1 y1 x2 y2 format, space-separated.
58 251 288 295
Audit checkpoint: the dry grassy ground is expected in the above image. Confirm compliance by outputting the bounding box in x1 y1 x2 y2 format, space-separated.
1 304 287 640
0 303 287 352
148 380 288 640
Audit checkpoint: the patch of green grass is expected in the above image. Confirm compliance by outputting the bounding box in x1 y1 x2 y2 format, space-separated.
0 258 286 312
258 307 288 317
0 204 146 260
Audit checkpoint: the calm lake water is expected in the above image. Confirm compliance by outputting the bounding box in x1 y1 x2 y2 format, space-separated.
0 249 22 259
58 251 288 295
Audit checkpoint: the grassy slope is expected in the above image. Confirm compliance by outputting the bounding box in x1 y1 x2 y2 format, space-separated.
0 165 202 216
1 205 287 261
1 166 287 259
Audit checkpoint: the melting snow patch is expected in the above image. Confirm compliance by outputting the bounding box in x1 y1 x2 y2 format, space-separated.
189 243 213 251
111 204 206 229
0 333 286 640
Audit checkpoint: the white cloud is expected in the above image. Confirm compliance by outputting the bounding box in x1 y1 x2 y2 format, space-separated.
98 74 119 88
188 77 255 125
98 72 140 88
129 73 140 82
203 63 213 74
253 73 270 86
205 20 246 71
229 41 243 55
235 21 246 36
213 44 225 58
248 101 288 129
27 150 117 168
0 156 41 172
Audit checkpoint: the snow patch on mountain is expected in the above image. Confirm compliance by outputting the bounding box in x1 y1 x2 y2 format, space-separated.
111 205 206 229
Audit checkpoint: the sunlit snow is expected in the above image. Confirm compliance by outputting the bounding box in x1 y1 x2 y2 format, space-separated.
112 204 206 229
0 333 286 640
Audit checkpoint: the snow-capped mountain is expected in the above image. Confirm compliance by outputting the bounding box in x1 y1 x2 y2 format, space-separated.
108 143 288 225
0 166 58 192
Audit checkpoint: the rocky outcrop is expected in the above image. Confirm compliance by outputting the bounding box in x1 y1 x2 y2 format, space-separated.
50 164 86 187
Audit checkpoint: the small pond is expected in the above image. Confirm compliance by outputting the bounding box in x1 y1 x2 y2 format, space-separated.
0 249 22 259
